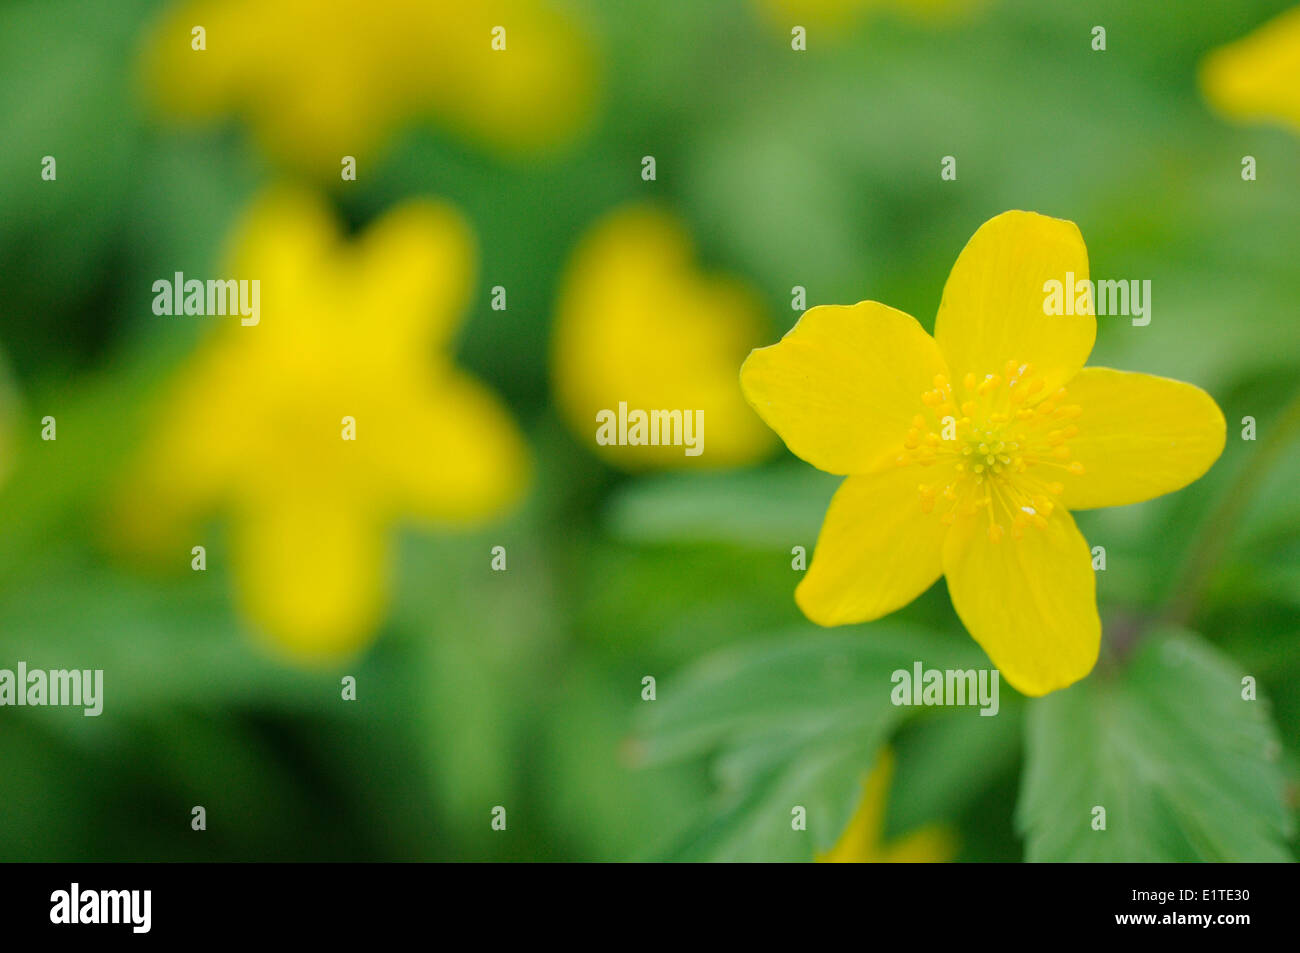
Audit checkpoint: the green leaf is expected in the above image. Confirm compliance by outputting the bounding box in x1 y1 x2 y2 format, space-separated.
391 531 556 833
0 0 151 369
604 463 837 549
1017 628 1294 862
0 558 336 726
636 623 987 861
888 700 1023 838
535 659 708 861
649 741 874 863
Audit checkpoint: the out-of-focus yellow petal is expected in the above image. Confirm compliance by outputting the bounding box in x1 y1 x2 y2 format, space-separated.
797 466 947 625
942 507 1099 697
432 2 598 153
231 496 388 661
112 340 254 559
372 369 530 525
817 747 894 863
554 205 774 471
1056 367 1226 511
818 748 957 863
224 189 340 334
742 302 949 475
353 198 476 353
756 0 884 31
1201 7 1300 133
878 825 957 863
139 0 599 172
934 211 1094 397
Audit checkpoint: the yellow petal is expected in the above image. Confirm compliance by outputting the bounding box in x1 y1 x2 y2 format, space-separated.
111 339 256 559
934 210 1094 396
942 507 1099 696
877 825 958 863
817 747 955 863
231 497 388 662
1056 367 1226 511
756 0 884 32
224 189 340 329
554 205 774 470
1201 7 1300 133
353 198 476 353
817 747 894 863
742 302 949 475
796 466 948 625
372 369 531 525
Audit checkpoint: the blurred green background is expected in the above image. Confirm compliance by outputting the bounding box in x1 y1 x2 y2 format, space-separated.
0 0 1297 861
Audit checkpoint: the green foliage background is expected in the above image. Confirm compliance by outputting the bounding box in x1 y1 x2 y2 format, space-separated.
0 0 1296 861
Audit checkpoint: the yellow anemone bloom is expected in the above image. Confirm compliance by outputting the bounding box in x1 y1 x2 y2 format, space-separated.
741 211 1225 697
1201 6 1300 133
113 189 529 662
817 749 955 863
139 0 598 171
553 205 775 471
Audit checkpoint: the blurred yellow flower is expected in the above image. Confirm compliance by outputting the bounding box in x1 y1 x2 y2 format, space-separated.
139 0 599 171
1201 6 1300 133
553 205 775 471
818 749 955 862
742 211 1225 696
114 189 529 662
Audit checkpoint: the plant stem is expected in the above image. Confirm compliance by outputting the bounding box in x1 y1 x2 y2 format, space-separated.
1164 386 1300 627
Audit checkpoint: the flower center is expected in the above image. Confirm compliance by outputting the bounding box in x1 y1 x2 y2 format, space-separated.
894 360 1085 543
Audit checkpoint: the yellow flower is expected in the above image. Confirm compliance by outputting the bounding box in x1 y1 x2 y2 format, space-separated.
113 189 529 662
741 211 1225 696
139 0 598 171
817 749 955 863
553 205 775 471
1201 6 1300 133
